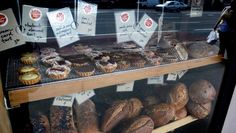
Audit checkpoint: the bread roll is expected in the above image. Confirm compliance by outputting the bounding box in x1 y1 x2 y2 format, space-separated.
187 100 212 119
174 107 187 120
127 98 143 119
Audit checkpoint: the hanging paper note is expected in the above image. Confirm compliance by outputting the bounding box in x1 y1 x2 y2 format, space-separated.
114 10 135 43
53 94 75 107
175 43 188 61
130 14 158 48
116 81 134 92
22 5 48 43
0 8 25 52
47 7 79 48
147 76 164 84
167 72 178 81
75 89 95 104
77 1 97 36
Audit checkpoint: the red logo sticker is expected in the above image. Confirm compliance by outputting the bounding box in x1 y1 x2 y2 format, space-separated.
56 12 65 23
0 13 8 27
144 18 153 28
120 12 129 23
29 8 42 21
84 5 92 14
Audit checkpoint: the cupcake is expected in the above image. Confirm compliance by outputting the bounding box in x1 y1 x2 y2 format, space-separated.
96 60 117 73
18 66 39 74
21 52 38 65
46 65 71 80
19 72 41 85
75 65 95 77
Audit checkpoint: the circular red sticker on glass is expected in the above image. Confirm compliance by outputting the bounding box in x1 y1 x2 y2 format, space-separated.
56 12 65 23
0 13 8 27
120 12 129 23
83 4 92 14
144 18 153 28
29 8 42 21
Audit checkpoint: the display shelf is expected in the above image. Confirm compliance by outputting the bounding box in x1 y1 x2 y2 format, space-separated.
7 55 222 106
152 116 197 133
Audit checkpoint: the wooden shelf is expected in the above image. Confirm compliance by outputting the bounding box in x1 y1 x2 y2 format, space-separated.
152 116 197 133
8 55 222 106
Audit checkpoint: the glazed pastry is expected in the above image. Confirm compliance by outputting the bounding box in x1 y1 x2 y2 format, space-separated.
41 55 63 66
96 60 117 73
50 106 77 133
21 52 38 65
75 65 95 77
46 65 70 80
19 72 41 85
121 115 154 133
189 80 216 104
18 66 38 74
174 107 187 120
30 112 50 133
73 100 101 133
167 83 189 110
71 58 91 68
187 100 212 119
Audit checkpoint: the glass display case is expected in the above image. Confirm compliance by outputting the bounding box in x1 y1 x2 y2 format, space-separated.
0 0 230 133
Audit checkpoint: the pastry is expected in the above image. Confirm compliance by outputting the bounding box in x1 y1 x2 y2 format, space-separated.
130 58 146 68
144 50 156 58
50 106 77 133
127 98 143 119
18 66 38 74
73 44 92 54
174 107 187 120
46 65 70 80
121 115 154 133
75 65 95 77
117 60 131 70
101 100 130 132
70 58 91 68
54 60 72 67
189 80 216 104
73 100 101 133
41 55 63 66
40 52 59 58
187 100 212 119
19 72 41 85
167 83 189 110
148 57 163 66
40 47 56 54
96 60 117 73
30 112 50 133
21 52 38 65
187 42 216 58
146 103 175 127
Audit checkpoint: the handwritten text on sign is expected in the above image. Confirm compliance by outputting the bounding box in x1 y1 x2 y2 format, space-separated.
53 94 75 107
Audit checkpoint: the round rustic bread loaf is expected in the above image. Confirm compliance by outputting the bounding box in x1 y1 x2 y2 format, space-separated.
187 100 212 119
189 80 216 104
167 83 189 110
127 98 143 119
174 107 187 120
146 103 175 127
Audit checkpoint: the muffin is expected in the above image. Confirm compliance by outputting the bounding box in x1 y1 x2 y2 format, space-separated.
75 65 95 77
46 65 71 80
96 60 117 73
21 52 38 65
19 72 41 85
18 66 38 74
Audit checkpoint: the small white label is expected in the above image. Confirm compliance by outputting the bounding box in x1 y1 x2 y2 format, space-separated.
175 43 188 60
167 73 178 81
177 70 188 79
117 81 134 92
147 76 164 84
75 89 95 104
53 94 75 107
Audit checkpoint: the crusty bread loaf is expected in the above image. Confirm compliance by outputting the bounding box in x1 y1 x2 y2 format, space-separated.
127 98 143 119
174 107 187 120
187 99 212 119
30 112 50 133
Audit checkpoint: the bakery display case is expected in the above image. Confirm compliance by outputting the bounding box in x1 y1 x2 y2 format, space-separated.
0 0 229 133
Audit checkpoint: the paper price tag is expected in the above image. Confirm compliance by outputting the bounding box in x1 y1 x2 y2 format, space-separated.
22 5 48 43
147 76 164 84
0 8 25 52
47 7 80 48
75 89 95 104
117 82 134 92
53 94 75 107
177 70 188 79
167 73 178 81
130 14 158 48
115 10 135 43
175 43 188 61
77 1 97 36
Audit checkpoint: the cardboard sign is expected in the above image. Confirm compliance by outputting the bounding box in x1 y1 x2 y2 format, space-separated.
190 0 204 17
115 10 135 43
117 81 134 92
47 7 79 48
77 1 97 36
75 89 95 104
130 14 158 48
53 94 75 107
167 72 178 81
22 5 48 43
175 43 188 60
0 8 25 52
147 76 164 84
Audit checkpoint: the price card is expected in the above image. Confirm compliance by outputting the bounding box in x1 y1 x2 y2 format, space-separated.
175 43 188 61
116 81 134 92
130 14 158 48
77 1 97 36
75 89 95 104
53 94 75 107
114 10 135 43
177 70 188 79
47 7 80 48
22 5 48 43
0 8 25 52
167 72 178 81
147 76 164 84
